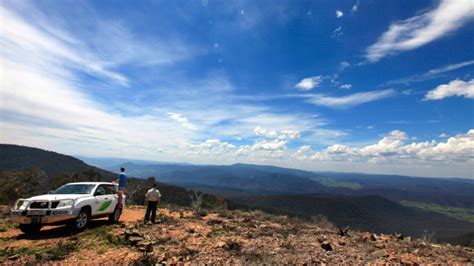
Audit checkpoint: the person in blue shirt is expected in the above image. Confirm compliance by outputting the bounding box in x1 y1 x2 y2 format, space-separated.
114 167 127 208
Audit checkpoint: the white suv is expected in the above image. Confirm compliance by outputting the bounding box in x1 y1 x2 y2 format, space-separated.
10 182 124 234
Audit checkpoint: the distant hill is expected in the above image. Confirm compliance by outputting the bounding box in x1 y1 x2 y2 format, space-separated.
230 194 474 244
315 172 474 209
76 156 190 169
0 144 115 180
105 162 337 195
104 161 474 209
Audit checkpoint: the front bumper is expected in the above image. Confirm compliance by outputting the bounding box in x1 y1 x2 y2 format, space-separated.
10 209 79 225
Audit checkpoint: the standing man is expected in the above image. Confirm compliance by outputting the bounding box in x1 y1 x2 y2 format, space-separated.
144 183 161 224
113 166 127 208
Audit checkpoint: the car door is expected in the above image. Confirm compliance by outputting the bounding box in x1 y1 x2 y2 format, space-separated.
105 185 119 212
93 185 114 215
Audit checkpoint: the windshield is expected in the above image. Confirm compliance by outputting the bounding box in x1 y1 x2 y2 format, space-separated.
53 184 95 194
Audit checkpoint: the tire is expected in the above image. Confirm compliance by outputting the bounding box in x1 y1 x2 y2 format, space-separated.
19 224 42 234
70 208 90 231
108 206 122 224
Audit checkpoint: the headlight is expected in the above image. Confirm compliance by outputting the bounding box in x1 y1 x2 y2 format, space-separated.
56 199 74 208
15 200 29 210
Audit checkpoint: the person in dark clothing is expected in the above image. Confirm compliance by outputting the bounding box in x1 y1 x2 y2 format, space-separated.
144 183 161 224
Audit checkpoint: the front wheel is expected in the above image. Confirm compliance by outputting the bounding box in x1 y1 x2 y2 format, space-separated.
108 207 122 224
71 209 90 231
19 224 42 234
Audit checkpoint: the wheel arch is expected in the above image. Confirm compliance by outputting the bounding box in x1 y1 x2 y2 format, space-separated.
80 205 92 215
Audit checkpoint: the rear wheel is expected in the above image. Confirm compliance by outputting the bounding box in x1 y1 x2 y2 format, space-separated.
19 224 42 234
70 209 90 231
109 206 122 223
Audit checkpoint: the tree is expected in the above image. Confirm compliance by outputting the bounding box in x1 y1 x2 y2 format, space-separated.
81 169 102 182
0 169 44 205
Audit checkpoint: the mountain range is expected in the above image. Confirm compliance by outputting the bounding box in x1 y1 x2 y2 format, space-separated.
102 161 474 209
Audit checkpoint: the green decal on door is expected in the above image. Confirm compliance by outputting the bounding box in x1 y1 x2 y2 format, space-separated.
98 200 112 212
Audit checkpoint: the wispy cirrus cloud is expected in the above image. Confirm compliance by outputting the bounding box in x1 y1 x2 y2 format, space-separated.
332 26 343 38
0 6 129 86
339 61 351 71
305 89 396 108
168 113 198 130
0 2 206 159
386 60 474 85
366 0 474 62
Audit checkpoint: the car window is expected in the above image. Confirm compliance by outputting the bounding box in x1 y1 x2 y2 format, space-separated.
95 185 106 196
105 185 117 195
53 184 95 194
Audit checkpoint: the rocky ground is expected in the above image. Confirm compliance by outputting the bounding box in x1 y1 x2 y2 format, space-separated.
0 205 473 264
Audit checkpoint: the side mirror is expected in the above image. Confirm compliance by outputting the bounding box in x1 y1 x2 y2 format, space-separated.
48 190 54 194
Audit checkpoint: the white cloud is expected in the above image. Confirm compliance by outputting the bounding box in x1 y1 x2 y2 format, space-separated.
439 133 449 138
293 145 313 160
311 129 474 164
351 0 360 13
296 145 312 154
360 130 408 157
367 125 375 129
340 84 352 89
236 145 251 156
188 137 289 159
306 89 395 108
336 10 344 18
339 61 351 71
424 79 474 100
188 139 236 155
252 139 288 151
254 126 300 140
168 112 198 130
295 76 322 90
366 0 474 62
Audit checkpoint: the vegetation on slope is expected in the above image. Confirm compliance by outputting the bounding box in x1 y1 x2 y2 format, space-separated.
400 201 474 223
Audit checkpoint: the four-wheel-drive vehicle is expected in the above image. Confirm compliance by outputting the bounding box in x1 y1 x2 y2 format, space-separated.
10 182 125 234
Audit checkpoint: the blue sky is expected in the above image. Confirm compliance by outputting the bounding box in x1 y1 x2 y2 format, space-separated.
1 0 473 178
